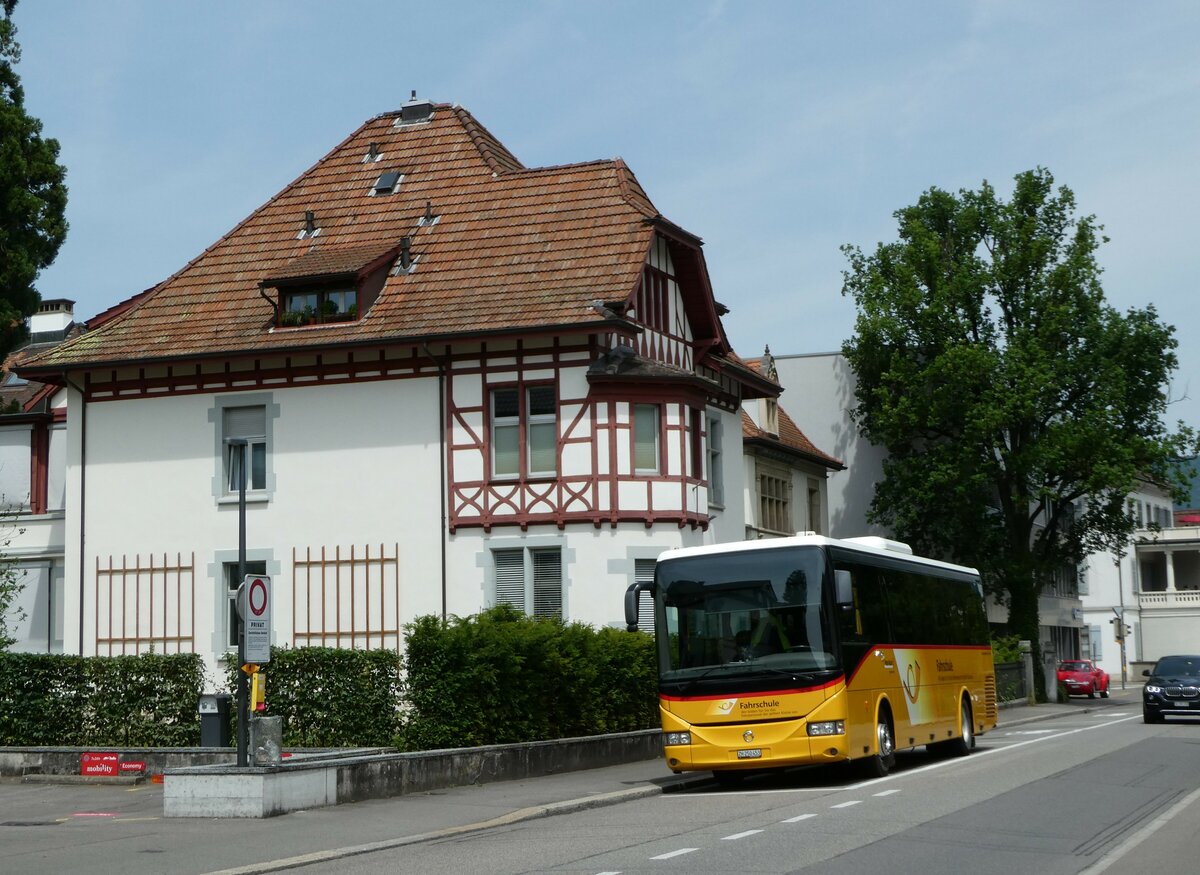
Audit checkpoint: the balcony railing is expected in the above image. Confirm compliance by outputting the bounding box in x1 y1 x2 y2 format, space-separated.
1138 590 1200 608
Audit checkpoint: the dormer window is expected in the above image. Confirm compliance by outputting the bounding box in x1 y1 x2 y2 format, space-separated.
280 288 358 327
371 171 402 195
262 241 399 330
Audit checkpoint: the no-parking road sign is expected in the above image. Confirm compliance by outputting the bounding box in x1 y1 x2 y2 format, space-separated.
238 574 272 663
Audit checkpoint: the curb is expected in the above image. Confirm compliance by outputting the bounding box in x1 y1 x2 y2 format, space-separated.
20 773 146 786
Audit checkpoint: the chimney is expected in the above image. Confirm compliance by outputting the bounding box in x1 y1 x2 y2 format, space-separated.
29 298 76 342
399 91 435 125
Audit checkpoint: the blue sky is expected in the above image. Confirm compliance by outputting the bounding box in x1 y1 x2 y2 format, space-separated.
14 1 1200 429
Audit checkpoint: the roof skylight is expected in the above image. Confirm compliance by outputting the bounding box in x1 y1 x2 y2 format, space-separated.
372 171 402 195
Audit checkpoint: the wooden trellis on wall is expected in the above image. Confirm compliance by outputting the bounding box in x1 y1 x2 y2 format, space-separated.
292 544 400 650
94 553 195 656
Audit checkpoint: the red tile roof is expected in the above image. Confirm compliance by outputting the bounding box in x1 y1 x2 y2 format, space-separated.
22 104 698 372
741 356 843 469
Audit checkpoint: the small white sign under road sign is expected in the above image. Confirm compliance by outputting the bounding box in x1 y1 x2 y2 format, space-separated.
238 574 272 664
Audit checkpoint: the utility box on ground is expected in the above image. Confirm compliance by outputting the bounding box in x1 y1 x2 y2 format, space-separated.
198 693 232 747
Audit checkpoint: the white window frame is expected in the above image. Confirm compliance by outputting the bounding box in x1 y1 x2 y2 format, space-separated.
633 403 660 474
223 406 267 494
492 546 562 618
490 385 557 479
707 414 724 507
211 394 278 505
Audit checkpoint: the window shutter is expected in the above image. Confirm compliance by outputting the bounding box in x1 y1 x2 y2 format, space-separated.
494 550 525 612
634 559 656 633
531 549 562 618
224 406 266 439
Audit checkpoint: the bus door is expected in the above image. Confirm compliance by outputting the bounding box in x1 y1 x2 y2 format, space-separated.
835 562 895 754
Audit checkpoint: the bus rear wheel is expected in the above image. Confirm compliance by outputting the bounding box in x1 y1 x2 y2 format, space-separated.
943 697 974 757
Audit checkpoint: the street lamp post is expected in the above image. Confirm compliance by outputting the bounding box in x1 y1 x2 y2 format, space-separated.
227 438 249 768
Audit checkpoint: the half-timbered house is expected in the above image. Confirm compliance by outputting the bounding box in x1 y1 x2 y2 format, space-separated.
18 97 787 676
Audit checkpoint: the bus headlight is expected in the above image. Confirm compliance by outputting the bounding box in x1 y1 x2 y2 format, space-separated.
663 731 692 746
806 721 845 737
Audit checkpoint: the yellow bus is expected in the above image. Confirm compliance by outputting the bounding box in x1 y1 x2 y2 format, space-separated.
624 534 997 782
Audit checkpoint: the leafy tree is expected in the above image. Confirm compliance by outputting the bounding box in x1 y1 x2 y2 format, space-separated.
0 0 68 355
841 168 1195 697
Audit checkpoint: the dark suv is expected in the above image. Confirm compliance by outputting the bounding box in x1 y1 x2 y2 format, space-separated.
1142 655 1200 723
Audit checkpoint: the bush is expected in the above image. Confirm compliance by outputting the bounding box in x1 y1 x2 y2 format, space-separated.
0 652 205 747
401 606 658 751
222 646 403 748
991 634 1025 664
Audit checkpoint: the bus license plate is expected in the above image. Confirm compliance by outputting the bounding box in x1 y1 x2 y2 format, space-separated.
737 749 762 759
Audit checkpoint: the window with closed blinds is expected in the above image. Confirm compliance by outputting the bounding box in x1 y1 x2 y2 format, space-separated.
224 406 265 439
531 549 562 618
634 559 656 633
494 549 526 612
494 547 563 618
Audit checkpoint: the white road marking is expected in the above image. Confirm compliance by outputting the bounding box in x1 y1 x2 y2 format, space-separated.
873 789 902 797
782 813 818 823
650 848 699 860
721 829 764 841
830 800 861 809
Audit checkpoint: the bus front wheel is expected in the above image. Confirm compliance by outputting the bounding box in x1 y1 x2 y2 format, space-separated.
862 708 896 778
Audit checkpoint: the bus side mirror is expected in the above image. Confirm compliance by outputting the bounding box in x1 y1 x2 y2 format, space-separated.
624 581 653 632
835 570 853 606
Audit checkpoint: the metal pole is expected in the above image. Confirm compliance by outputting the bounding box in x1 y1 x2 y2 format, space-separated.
229 438 249 768
1116 546 1127 690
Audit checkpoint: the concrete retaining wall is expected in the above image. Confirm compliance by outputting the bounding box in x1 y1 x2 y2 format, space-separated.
3 729 664 818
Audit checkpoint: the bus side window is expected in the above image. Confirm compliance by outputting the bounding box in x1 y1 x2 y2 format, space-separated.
836 563 888 669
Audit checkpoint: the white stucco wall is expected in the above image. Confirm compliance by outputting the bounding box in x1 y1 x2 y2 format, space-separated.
62 378 442 678
771 352 887 540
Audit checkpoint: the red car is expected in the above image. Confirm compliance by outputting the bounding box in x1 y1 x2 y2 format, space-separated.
1057 659 1110 698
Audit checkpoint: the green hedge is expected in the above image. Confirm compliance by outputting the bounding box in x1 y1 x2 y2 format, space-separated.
222 646 403 748
0 652 205 747
400 605 658 751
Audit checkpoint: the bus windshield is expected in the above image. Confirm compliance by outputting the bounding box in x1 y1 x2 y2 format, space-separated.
656 545 836 678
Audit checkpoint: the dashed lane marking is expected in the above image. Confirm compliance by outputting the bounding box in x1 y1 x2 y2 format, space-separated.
650 847 699 860
722 829 764 841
